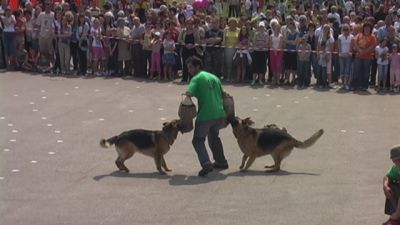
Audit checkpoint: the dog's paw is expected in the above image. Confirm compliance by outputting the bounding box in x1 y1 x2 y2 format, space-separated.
165 168 172 172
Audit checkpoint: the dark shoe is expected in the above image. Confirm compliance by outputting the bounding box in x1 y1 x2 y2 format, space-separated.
198 163 213 177
212 162 229 170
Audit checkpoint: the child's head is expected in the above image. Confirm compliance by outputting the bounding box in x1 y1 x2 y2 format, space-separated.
390 145 400 165
154 32 161 39
392 44 398 52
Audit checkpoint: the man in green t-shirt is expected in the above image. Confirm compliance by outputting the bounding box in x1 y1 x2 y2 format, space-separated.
383 145 400 225
185 56 228 177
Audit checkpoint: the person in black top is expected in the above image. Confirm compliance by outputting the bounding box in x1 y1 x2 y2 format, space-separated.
204 17 224 78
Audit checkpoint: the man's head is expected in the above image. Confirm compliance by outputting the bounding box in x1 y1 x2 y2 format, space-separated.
391 145 400 165
186 56 203 76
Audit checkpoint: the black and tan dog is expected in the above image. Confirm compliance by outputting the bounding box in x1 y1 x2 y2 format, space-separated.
100 119 181 174
229 117 324 172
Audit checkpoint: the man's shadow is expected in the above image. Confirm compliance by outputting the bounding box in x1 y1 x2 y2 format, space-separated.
93 170 228 186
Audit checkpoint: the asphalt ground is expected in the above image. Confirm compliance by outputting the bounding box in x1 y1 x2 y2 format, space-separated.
1 71 399 225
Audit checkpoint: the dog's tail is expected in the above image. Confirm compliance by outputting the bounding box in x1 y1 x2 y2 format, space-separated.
100 136 118 148
294 129 324 149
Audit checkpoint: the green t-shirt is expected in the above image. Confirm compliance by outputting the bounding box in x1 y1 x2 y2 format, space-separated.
187 71 226 121
387 165 400 180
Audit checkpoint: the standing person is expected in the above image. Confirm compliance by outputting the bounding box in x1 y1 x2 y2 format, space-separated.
250 21 268 86
184 56 228 177
76 14 89 76
58 17 72 75
162 31 176 80
338 24 353 89
116 17 131 76
178 18 201 83
375 38 389 91
233 26 251 83
296 36 311 88
204 17 224 77
269 19 284 86
36 1 55 73
317 24 335 88
1 6 17 70
223 17 240 81
351 23 377 91
142 23 153 79
389 44 400 92
283 16 299 85
130 17 145 77
91 18 105 76
150 32 162 80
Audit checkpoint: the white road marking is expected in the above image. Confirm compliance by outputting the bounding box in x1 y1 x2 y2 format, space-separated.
253 109 258 112
358 130 365 134
340 130 347 133
0 116 5 119
160 117 167 121
33 109 39 112
41 117 47 120
64 92 70 95
11 130 18 133
13 94 19 97
54 130 61 134
74 86 79 89
3 149 10 152
7 123 13 127
57 140 63 143
99 118 105 121
0 177 4 180
11 169 19 173
88 110 94 113
31 160 38 164
9 139 16 142
48 152 55 155
128 110 134 113
276 105 281 108
158 108 164 111
41 96 47 99
30 102 35 105
47 124 53 127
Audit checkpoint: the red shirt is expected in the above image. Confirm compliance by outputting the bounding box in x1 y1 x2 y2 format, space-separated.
355 33 377 60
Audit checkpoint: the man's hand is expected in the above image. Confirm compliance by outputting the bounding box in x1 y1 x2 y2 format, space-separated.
384 185 392 199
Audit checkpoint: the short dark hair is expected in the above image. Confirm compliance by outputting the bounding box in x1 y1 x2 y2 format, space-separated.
186 56 203 69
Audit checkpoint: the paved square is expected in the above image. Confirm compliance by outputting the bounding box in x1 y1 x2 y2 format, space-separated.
1 71 398 225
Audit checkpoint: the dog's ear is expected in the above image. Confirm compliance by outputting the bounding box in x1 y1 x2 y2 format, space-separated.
243 117 254 126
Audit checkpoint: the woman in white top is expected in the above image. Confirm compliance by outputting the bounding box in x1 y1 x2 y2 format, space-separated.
1 7 16 69
375 38 389 91
268 19 284 85
317 24 335 88
91 18 105 76
338 24 354 89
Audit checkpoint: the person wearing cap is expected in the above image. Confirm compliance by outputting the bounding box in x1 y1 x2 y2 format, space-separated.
383 145 400 224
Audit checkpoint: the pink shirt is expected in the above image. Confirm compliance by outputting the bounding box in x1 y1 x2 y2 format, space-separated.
390 53 400 71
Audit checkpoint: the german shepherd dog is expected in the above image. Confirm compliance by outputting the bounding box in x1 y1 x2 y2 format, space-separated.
100 119 181 174
229 117 324 172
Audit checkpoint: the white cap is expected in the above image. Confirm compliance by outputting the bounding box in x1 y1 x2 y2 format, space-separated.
259 21 266 27
154 31 161 36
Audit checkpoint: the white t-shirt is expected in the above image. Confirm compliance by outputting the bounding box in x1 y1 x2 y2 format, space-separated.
1 15 16 32
328 12 341 24
338 34 354 56
375 46 389 65
37 11 55 38
345 1 354 14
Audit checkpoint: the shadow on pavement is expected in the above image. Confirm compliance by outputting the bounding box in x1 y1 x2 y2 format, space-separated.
93 170 172 181
226 170 320 177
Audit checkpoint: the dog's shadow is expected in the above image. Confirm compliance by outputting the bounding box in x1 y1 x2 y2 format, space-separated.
93 170 172 181
93 170 228 185
227 170 320 177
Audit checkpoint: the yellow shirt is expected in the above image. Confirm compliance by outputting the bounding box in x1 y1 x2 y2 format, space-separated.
224 28 240 47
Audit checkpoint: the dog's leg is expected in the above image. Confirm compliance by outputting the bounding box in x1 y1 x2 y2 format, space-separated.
239 154 248 169
115 146 134 173
161 155 172 172
266 154 281 172
154 152 166 175
240 156 256 172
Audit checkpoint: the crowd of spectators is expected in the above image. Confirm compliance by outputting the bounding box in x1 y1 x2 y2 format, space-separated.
1 0 400 92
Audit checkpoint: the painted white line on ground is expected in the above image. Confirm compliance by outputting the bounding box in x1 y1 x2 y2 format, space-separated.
31 160 38 164
128 110 134 113
7 123 13 127
47 124 53 127
64 92 70 95
253 109 258 112
33 109 39 112
0 116 5 119
160 117 167 121
13 94 19 97
9 139 16 142
74 86 79 89
99 118 105 121
0 177 4 180
136 86 141 89
276 105 281 108
11 130 18 133
54 130 61 134
340 130 347 133
252 97 258 100
41 96 47 99
11 169 19 173
88 110 94 113
30 102 35 105
41 90 46 93
41 117 47 120
158 108 164 111
95 89 100 92
48 152 55 155
358 130 365 134
57 140 63 143
3 148 10 152
265 94 270 97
